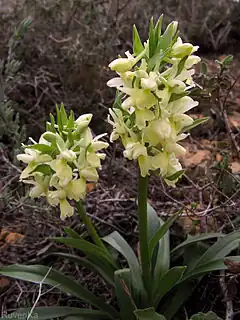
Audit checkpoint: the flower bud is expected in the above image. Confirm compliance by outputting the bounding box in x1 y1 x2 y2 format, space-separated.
185 55 201 69
17 152 35 164
75 114 93 132
172 43 193 58
109 58 134 73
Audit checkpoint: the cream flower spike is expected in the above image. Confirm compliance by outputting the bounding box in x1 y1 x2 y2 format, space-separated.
107 17 203 186
17 104 108 220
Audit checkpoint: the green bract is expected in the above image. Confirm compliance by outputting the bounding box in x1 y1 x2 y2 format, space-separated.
107 17 201 186
17 104 108 220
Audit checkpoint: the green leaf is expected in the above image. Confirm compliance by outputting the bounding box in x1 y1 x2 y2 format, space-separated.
67 110 75 129
171 233 224 254
46 113 56 133
53 237 118 269
33 164 52 175
26 143 56 155
177 56 188 76
182 117 209 133
103 231 146 305
196 231 240 267
64 227 82 239
154 15 163 42
166 170 185 181
182 242 209 271
158 279 200 319
147 203 161 243
56 104 63 132
0 307 110 320
158 21 177 52
134 308 166 320
222 55 233 67
146 204 170 293
103 231 141 277
182 256 240 281
149 210 182 258
153 224 170 278
60 103 68 125
153 266 186 307
169 91 189 103
190 311 223 320
0 264 118 319
114 269 136 320
50 252 115 286
146 203 161 276
133 25 144 56
113 90 124 109
148 17 156 58
147 49 168 71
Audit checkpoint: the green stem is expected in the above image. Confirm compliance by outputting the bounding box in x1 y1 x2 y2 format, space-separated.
76 201 107 252
138 174 152 303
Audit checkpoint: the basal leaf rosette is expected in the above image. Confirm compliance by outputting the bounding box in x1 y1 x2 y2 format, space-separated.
107 17 203 186
17 104 108 220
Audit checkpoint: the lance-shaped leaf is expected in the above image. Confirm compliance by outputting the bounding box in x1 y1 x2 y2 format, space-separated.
158 279 200 319
194 231 240 268
51 252 115 286
53 237 118 269
0 264 119 319
166 170 185 182
147 204 170 284
154 15 163 42
63 227 83 239
149 210 182 258
25 143 56 155
114 269 136 320
148 17 156 58
182 256 240 282
133 25 144 56
171 233 224 254
182 117 209 133
103 231 147 307
134 308 166 320
153 266 186 307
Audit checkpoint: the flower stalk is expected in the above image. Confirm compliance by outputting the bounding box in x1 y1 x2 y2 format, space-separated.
138 174 152 303
76 201 107 251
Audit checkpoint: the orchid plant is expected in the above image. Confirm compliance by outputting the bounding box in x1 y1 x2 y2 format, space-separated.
1 17 240 320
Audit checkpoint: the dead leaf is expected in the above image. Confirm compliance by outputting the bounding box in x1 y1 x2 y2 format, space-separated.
216 153 223 162
230 161 240 174
228 112 240 129
0 229 24 248
0 277 10 289
224 259 240 274
188 113 206 120
86 183 96 193
178 215 216 235
182 150 211 168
